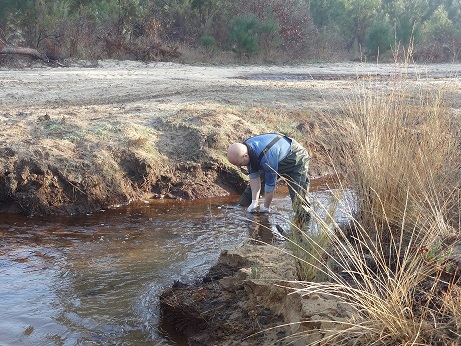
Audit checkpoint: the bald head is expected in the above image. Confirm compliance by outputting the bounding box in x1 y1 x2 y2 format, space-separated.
227 143 249 167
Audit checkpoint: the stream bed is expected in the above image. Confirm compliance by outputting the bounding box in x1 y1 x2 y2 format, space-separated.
0 183 353 345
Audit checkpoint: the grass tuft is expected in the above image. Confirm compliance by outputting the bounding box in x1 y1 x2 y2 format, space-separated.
279 74 461 345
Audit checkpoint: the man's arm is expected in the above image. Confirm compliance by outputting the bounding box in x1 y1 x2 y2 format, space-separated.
245 176 262 213
261 162 276 211
249 176 261 200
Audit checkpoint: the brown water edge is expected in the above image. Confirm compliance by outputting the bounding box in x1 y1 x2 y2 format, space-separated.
0 175 343 345
156 175 346 344
0 173 339 244
0 193 254 345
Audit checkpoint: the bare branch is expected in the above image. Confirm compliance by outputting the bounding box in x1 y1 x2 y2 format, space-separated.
0 45 49 62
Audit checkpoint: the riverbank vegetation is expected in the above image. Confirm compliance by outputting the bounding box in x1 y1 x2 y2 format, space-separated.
287 76 461 344
1 0 461 64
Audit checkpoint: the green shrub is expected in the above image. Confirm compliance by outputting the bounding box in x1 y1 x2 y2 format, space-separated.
366 17 393 57
228 14 260 57
200 33 217 52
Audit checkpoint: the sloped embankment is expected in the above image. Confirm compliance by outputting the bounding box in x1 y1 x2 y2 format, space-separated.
0 109 252 216
160 244 354 345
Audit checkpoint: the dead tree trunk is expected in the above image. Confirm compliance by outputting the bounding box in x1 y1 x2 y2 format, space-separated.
0 46 49 62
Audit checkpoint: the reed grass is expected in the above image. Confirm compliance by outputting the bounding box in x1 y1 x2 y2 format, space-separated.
281 187 460 345
341 81 459 235
280 74 461 345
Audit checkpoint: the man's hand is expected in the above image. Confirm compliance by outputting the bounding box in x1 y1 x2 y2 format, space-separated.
247 200 259 213
259 205 270 213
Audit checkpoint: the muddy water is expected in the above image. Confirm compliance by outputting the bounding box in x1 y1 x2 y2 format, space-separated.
0 184 352 345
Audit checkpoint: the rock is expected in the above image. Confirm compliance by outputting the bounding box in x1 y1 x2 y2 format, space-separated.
159 243 355 345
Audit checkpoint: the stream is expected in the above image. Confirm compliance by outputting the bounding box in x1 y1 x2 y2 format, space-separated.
0 182 353 345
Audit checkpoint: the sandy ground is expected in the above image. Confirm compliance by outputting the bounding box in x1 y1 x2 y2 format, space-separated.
2 60 461 110
1 60 461 215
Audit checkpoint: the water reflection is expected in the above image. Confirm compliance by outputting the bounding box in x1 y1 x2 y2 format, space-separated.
0 183 354 345
0 195 255 345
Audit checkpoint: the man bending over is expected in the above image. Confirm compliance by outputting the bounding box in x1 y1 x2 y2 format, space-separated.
227 133 310 224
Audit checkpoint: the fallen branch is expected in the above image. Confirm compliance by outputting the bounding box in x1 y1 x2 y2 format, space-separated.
0 46 49 62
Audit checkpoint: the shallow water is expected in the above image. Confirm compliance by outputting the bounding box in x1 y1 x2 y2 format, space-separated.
0 184 353 345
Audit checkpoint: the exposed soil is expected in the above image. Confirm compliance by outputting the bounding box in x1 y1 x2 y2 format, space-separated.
159 243 356 346
159 232 461 345
1 59 460 216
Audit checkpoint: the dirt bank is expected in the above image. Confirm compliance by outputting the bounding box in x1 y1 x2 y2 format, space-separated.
160 243 355 345
1 60 460 215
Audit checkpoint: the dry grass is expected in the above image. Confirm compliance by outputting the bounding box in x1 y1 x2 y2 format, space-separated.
280 185 461 345
334 78 459 235
281 75 461 345
285 191 461 345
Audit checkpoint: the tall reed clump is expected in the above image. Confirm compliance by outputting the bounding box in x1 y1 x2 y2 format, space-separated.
282 76 461 344
285 194 461 345
342 82 460 236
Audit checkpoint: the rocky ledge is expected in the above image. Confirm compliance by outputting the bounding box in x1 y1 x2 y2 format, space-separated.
159 244 354 345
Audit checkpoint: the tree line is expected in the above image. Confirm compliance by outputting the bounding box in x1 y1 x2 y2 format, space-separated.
0 0 460 63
